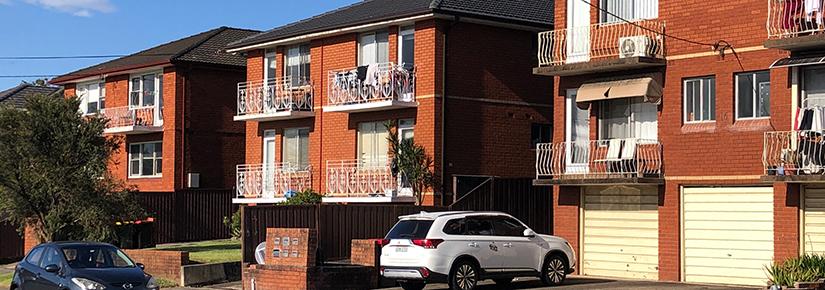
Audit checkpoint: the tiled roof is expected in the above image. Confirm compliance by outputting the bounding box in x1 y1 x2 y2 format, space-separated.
0 84 60 109
226 0 553 50
51 27 260 84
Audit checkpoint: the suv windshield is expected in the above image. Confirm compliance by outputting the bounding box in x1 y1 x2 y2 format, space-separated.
61 246 136 269
386 220 434 239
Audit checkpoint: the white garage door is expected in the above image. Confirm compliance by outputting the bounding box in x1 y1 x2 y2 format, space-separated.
804 187 825 254
582 185 659 280
683 187 773 286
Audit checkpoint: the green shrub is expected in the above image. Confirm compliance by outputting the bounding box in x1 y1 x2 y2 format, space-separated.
278 189 323 206
766 254 825 287
222 210 241 240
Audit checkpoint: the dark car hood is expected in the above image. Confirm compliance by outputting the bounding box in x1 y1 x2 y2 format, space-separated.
71 267 146 285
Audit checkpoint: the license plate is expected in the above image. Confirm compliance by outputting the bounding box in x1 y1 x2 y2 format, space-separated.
395 247 408 253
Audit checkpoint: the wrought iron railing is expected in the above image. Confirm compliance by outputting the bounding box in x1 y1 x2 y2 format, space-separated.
327 62 415 107
535 138 663 180
325 159 403 197
236 77 313 117
537 20 666 66
101 106 160 129
767 0 825 39
763 131 825 176
235 163 312 199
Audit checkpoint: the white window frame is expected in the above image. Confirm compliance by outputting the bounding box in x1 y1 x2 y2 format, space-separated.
598 0 659 24
264 50 277 83
683 76 716 123
283 128 310 170
398 26 415 66
802 65 825 108
398 118 415 141
128 141 163 178
285 44 311 86
357 121 390 165
262 130 277 165
598 97 658 140
358 30 390 66
735 71 771 120
128 71 162 108
77 81 105 115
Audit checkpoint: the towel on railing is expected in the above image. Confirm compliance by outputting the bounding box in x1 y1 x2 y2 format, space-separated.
364 63 379 87
356 66 368 81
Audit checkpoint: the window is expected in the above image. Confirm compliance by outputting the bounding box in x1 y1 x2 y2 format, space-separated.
803 66 825 107
285 44 310 86
531 123 551 148
129 72 161 107
443 218 467 235
40 247 63 268
490 217 528 237
386 220 434 239
464 217 494 236
599 98 658 139
399 119 415 141
26 247 44 265
263 130 277 165
283 128 310 170
129 142 162 177
399 26 415 66
736 71 770 119
61 246 135 269
264 49 277 82
357 121 389 164
683 76 716 123
359 30 389 66
77 82 105 115
600 0 658 23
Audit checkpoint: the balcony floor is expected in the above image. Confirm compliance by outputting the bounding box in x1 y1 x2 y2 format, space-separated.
232 197 287 204
104 125 163 135
323 100 417 113
764 33 825 51
533 56 666 77
322 195 415 203
534 176 664 186
762 174 825 183
233 111 315 122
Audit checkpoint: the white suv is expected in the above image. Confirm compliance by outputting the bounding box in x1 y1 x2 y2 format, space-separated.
379 211 576 290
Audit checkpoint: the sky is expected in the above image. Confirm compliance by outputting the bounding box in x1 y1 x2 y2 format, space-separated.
0 0 360 89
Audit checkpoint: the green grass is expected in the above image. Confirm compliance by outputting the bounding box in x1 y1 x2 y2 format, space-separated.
155 239 241 264
155 278 177 288
0 272 13 288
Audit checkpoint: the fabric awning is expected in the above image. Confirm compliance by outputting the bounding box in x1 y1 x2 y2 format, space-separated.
771 55 825 68
576 77 663 104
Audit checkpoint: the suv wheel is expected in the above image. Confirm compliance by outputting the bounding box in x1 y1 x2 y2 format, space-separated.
541 254 567 286
449 260 479 290
398 281 425 290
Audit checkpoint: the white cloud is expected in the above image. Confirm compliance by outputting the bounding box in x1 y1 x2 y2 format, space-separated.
22 0 115 17
0 0 12 5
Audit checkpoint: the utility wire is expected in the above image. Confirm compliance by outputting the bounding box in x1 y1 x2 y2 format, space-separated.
0 53 175 60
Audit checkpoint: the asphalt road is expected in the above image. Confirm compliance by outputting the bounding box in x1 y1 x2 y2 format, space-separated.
378 277 761 290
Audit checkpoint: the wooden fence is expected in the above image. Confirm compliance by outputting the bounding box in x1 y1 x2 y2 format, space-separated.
241 204 445 263
450 177 553 234
138 189 236 244
0 222 23 262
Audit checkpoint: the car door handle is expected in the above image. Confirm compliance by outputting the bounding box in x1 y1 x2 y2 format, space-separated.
489 243 499 251
503 242 513 248
468 242 479 248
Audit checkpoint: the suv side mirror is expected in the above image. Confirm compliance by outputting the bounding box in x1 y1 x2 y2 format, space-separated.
523 229 536 237
44 264 60 273
136 263 145 270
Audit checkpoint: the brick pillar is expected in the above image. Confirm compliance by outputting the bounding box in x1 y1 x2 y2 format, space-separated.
24 226 38 254
659 182 680 281
775 182 800 262
554 185 580 274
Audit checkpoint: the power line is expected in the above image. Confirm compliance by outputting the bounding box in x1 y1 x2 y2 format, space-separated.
0 53 175 60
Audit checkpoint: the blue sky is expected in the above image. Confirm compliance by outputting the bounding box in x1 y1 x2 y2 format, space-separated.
0 0 359 89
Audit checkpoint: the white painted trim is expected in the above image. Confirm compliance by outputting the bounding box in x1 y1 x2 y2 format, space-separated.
398 25 415 65
322 100 418 113
232 197 287 205
104 125 163 135
321 196 415 203
226 14 435 53
127 141 163 178
734 71 771 120
232 111 315 122
682 77 716 124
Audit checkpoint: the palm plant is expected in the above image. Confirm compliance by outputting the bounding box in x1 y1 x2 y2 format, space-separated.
385 121 438 205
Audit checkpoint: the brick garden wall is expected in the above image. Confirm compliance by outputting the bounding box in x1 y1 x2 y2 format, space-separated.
124 249 189 283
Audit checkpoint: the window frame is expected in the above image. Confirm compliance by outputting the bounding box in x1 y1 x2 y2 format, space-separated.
358 30 390 66
263 49 277 83
128 141 163 178
802 65 825 108
128 71 162 108
357 121 390 165
598 0 659 24
735 70 771 120
282 127 310 170
398 26 415 66
531 123 552 149
284 44 310 86
683 76 716 124
77 81 106 115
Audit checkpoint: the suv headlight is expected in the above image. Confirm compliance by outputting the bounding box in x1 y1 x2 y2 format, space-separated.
71 278 106 290
146 276 159 289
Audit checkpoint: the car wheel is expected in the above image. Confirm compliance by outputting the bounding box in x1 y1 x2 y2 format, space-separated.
493 278 513 286
449 260 479 290
541 254 567 286
399 281 425 290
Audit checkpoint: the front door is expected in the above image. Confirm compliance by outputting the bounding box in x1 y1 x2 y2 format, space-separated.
262 130 277 197
566 0 591 63
565 89 590 174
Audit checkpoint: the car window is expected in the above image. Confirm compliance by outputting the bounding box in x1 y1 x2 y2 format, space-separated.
465 217 493 236
491 216 527 237
62 246 135 269
40 248 63 268
443 218 466 235
386 220 434 239
25 247 44 265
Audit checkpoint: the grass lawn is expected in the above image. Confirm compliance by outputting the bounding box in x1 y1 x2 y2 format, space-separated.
0 272 12 288
155 239 241 264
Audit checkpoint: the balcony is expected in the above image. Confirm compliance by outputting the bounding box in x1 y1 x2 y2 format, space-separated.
762 131 825 182
765 0 825 51
534 138 664 185
534 20 666 76
234 77 314 122
101 106 163 135
324 63 417 113
233 163 312 204
324 159 413 203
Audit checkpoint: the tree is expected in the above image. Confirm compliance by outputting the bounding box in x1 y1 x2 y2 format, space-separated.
0 94 144 242
386 122 439 205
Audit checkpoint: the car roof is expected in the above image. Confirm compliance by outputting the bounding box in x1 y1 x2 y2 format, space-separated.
39 241 116 248
398 211 511 220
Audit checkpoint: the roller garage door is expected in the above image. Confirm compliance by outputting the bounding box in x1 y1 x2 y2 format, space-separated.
582 185 659 280
804 187 825 254
682 187 773 286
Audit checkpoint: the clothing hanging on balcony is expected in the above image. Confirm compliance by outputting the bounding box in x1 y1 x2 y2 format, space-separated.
806 0 823 22
795 106 825 131
784 0 802 29
364 63 379 87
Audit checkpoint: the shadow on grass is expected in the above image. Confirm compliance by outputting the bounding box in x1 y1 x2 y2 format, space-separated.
159 243 240 253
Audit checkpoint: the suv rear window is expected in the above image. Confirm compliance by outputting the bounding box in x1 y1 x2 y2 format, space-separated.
386 220 434 239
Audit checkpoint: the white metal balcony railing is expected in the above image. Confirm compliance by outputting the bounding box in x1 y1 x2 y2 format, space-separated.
535 138 663 180
327 62 416 107
767 0 825 39
763 131 825 176
235 163 312 199
101 105 161 129
537 20 666 66
325 159 405 197
236 77 313 117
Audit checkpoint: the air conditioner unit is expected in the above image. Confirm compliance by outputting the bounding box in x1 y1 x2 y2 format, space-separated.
187 173 200 188
619 35 658 58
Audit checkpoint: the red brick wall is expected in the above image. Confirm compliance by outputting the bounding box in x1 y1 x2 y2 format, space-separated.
23 226 37 255
553 185 580 274
264 228 317 267
124 249 189 284
775 182 800 262
659 183 679 281
350 239 380 267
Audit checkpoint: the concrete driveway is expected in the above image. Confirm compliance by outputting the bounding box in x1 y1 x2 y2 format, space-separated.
379 276 761 290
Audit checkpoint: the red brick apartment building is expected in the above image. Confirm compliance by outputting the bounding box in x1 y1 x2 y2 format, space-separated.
51 27 259 192
534 0 825 285
225 0 553 206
